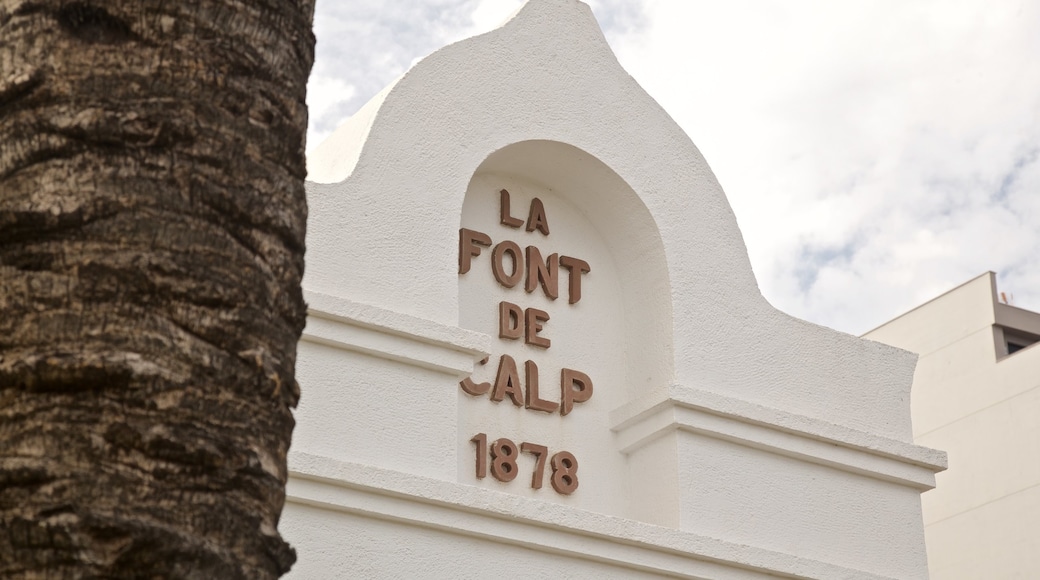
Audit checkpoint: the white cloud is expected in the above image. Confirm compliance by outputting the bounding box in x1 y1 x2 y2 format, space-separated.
306 76 356 140
307 1 490 147
610 0 1040 332
468 0 525 32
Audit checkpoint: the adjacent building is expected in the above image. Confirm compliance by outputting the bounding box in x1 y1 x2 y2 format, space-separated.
865 272 1040 578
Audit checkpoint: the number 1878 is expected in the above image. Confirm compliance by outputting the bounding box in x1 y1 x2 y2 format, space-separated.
470 433 578 495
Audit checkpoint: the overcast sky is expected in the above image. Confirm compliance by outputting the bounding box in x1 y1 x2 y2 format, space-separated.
305 0 1040 336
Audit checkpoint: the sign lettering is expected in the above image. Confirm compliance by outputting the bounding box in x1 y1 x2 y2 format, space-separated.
459 189 593 494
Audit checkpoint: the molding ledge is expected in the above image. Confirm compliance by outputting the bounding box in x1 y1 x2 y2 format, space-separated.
287 452 895 580
611 385 948 491
301 289 491 376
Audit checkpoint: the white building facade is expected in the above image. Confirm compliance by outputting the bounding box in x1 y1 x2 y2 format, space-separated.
281 1 946 577
865 272 1040 579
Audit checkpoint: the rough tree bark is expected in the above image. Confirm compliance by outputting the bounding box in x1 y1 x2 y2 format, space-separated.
0 1 315 577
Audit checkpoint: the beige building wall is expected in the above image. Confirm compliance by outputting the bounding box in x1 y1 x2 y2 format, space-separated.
865 272 1040 579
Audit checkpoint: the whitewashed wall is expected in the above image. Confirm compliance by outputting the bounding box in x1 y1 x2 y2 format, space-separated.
284 1 946 578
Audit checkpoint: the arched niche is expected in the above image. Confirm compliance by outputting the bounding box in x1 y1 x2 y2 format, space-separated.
456 140 674 519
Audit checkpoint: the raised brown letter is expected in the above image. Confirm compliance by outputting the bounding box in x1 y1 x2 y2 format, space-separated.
560 368 593 416
500 189 524 228
491 354 523 407
492 240 523 288
559 255 591 304
526 197 550 235
498 301 523 340
459 356 491 396
460 377 491 396
459 228 492 274
524 307 551 349
525 246 559 300
525 360 559 414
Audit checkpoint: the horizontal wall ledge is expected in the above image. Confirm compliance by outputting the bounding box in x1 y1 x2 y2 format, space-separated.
302 289 491 376
611 385 947 491
287 452 900 580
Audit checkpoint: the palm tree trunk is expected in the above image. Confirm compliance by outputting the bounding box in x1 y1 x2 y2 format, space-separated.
0 1 314 577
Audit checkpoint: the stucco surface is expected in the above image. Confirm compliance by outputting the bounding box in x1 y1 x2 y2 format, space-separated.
290 1 944 577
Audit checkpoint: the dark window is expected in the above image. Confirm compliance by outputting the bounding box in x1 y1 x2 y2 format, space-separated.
1001 327 1039 357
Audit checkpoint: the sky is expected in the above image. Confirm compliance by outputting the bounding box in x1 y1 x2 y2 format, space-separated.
305 0 1040 336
